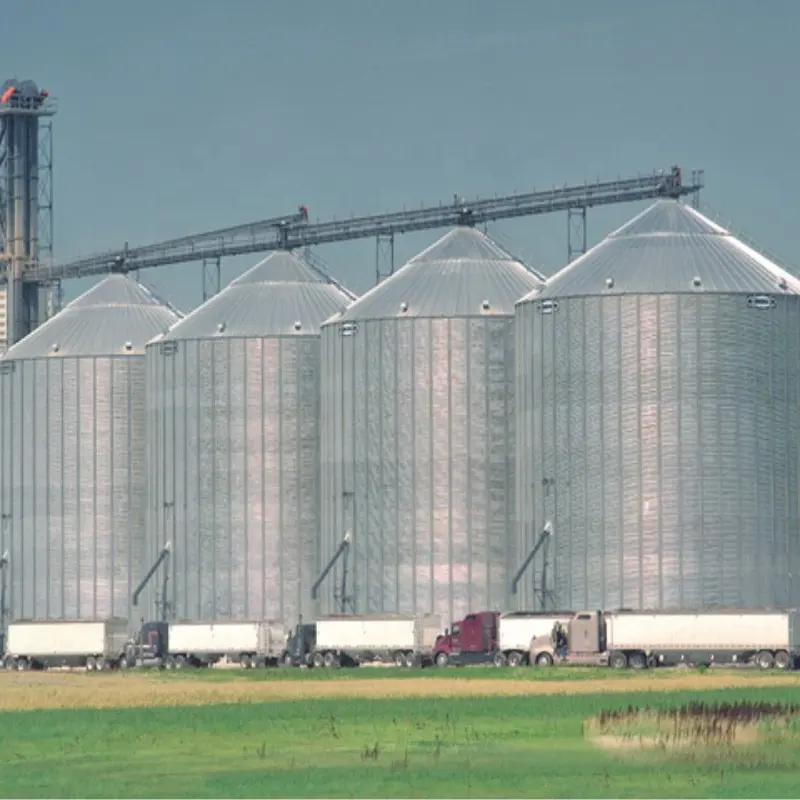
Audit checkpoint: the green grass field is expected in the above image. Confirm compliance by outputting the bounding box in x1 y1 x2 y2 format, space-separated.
2 684 800 798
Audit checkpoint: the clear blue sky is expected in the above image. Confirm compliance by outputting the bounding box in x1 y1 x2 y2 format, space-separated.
3 0 799 311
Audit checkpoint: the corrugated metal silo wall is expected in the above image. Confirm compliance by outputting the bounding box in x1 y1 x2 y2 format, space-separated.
145 336 319 626
516 293 800 611
319 315 517 624
0 355 146 625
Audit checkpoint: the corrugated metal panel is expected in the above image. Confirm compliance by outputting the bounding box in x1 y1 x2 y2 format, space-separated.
145 252 352 626
320 228 542 624
336 227 543 322
516 204 800 612
0 275 181 626
528 200 800 300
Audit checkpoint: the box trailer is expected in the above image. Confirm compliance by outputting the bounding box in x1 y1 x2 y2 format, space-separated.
4 619 130 671
310 613 442 668
136 620 287 669
529 609 800 670
497 612 575 666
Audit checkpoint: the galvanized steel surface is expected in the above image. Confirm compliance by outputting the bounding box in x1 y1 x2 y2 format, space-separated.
146 251 352 625
0 275 181 624
320 227 542 624
516 202 800 611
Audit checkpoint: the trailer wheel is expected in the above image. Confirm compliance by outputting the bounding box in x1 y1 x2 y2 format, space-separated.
493 652 507 667
164 655 177 670
4 657 16 671
535 652 554 667
628 652 647 670
609 651 628 669
240 654 252 669
756 650 775 670
506 651 525 668
435 652 449 668
647 654 659 669
95 657 108 672
774 650 791 670
85 656 97 672
312 652 325 668
14 657 26 671
403 652 416 669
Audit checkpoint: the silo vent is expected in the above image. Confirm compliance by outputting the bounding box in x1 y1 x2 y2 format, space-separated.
123 341 133 352
400 301 409 313
216 322 226 334
692 276 702 288
293 320 302 331
51 343 59 353
481 300 490 311
605 277 614 289
778 277 788 290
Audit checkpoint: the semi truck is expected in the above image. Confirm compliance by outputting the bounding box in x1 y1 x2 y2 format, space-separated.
529 609 800 670
432 610 575 667
132 620 288 669
287 613 442 668
4 619 130 671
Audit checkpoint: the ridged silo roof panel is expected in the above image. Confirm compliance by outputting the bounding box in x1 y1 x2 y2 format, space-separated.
2 274 181 359
335 226 543 323
527 200 800 301
159 250 353 341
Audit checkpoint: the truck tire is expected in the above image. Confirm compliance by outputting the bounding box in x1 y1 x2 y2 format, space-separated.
535 652 554 667
240 654 252 669
610 651 628 670
403 652 416 668
435 652 449 668
312 652 325 668
95 657 107 672
756 650 775 670
774 650 792 670
86 656 97 672
628 652 647 670
323 651 339 669
164 655 177 670
506 651 525 668
4 656 16 671
393 652 406 668
493 652 507 667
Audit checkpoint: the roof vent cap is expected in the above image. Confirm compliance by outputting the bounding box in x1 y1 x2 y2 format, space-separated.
692 276 702 288
216 322 226 334
293 320 302 331
605 277 614 289
778 276 788 290
400 301 409 313
123 341 133 352
481 300 490 311
51 343 59 353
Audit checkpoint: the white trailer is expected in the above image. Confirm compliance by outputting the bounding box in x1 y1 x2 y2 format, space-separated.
154 620 287 669
4 619 130 671
530 609 800 671
497 612 575 666
312 613 442 668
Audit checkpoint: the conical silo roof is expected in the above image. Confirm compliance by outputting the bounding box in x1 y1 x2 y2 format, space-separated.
524 199 800 302
159 250 353 341
332 226 544 323
2 273 182 359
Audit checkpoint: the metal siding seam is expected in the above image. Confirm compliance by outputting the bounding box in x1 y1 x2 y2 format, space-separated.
466 321 473 608
410 321 417 613
260 340 267 620
696 298 705 606
503 319 511 612
616 296 623 607
636 298 643 609
483 320 490 608
656 297 664 608
428 318 434 614
227 339 233 618
447 320 453 619
715 298 723 604
598 298 606 605
394 321 400 611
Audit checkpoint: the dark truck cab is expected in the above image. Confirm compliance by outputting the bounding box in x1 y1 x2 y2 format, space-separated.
432 611 500 667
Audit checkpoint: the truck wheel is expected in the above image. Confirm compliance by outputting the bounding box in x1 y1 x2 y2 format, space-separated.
610 651 628 669
312 652 325 668
506 651 525 668
281 652 294 668
85 656 97 672
647 654 659 669
535 652 554 667
240 654 252 669
323 651 339 669
774 650 791 670
628 653 647 670
435 652 449 668
756 650 775 670
403 652 416 668
493 652 508 667
4 657 16 671
164 655 176 670
14 657 27 671
393 652 406 668
95 657 108 672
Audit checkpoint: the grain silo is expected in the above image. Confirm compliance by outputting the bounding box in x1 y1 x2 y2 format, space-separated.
0 272 181 625
145 250 354 626
320 226 543 624
516 199 800 612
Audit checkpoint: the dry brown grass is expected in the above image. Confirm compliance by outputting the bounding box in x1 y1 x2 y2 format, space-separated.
0 670 799 711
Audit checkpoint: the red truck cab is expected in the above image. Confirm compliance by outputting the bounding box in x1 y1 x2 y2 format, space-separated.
433 611 500 667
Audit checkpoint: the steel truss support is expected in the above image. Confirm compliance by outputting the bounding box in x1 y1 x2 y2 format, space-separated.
375 232 394 285
567 206 587 263
202 255 221 302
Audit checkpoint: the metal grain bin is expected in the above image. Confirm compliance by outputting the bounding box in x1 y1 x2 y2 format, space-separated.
515 199 800 611
0 274 181 624
320 227 543 623
145 251 353 625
